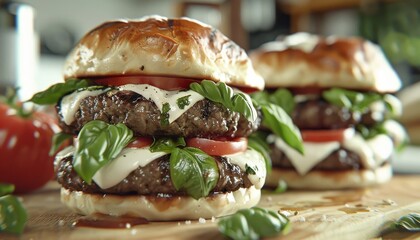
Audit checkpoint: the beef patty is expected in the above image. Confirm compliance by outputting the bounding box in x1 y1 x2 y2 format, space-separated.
56 155 252 196
57 90 259 138
292 99 384 130
270 144 363 171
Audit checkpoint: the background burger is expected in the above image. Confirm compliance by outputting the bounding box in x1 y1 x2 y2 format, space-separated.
30 16 302 220
250 32 407 189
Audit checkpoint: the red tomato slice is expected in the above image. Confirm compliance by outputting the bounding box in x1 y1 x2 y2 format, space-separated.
93 75 199 91
186 137 248 156
126 137 153 148
301 128 354 143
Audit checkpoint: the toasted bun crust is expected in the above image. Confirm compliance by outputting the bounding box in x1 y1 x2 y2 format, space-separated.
61 186 260 221
250 32 401 92
64 15 264 90
265 163 392 190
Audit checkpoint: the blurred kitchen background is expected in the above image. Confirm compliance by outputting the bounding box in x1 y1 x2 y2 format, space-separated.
1 0 419 96
1 0 419 146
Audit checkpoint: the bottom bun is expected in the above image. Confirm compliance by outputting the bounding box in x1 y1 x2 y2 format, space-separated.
61 186 260 221
265 163 392 190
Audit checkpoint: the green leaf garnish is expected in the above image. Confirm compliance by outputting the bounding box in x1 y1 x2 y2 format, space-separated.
245 164 257 175
0 184 27 234
0 183 15 197
248 132 272 174
218 207 291 240
0 195 28 234
322 88 383 112
28 79 90 105
150 137 186 153
393 213 420 232
176 95 191 109
73 120 133 184
190 80 257 122
356 123 388 139
49 132 73 156
160 103 170 126
274 180 288 193
251 89 295 115
260 103 304 154
170 147 219 200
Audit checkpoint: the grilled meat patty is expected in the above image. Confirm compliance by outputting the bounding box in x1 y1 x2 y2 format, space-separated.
57 90 259 138
56 155 252 196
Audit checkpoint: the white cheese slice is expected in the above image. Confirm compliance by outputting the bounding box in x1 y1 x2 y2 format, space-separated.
92 148 168 189
273 136 340 175
59 84 205 125
225 149 266 189
60 88 108 125
118 84 204 123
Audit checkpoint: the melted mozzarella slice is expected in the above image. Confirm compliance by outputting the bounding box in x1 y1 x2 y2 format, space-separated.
59 84 205 125
60 88 108 124
273 133 394 175
118 84 204 123
273 136 340 175
225 149 266 189
92 148 168 189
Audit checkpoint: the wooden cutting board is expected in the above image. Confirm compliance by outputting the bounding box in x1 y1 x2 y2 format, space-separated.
2 175 420 240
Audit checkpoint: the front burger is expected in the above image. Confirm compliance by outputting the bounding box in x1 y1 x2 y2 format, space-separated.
250 33 406 189
31 16 301 220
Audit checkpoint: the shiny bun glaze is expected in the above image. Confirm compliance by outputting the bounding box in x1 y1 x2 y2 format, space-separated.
250 32 401 93
64 15 264 90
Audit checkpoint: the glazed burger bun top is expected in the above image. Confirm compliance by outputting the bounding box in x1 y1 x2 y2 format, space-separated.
250 32 401 93
64 15 264 90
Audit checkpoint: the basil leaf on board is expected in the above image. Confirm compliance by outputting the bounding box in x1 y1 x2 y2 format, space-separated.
190 80 257 122
251 89 295 116
248 133 272 174
170 147 219 200
393 213 420 232
218 207 291 240
49 132 73 156
28 79 90 105
260 103 304 154
322 88 383 112
150 137 186 153
73 120 133 184
274 180 288 194
0 183 14 197
0 194 27 234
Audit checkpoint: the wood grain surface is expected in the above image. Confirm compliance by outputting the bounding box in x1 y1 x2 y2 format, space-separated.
1 175 420 240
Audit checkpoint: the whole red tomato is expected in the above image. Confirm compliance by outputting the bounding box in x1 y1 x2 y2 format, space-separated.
0 102 58 193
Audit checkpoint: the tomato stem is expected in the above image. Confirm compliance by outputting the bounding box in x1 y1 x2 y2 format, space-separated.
0 88 33 118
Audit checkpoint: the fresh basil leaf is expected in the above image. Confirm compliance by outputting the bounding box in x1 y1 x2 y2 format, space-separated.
190 80 257 122
218 207 291 240
0 195 27 234
150 137 186 153
260 103 304 154
176 95 190 109
393 213 420 231
274 180 288 193
29 79 90 105
269 89 295 115
322 88 382 112
356 123 388 139
248 133 272 174
49 132 73 156
160 103 170 126
73 120 133 184
383 94 401 117
245 164 257 175
170 147 219 200
0 184 14 197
